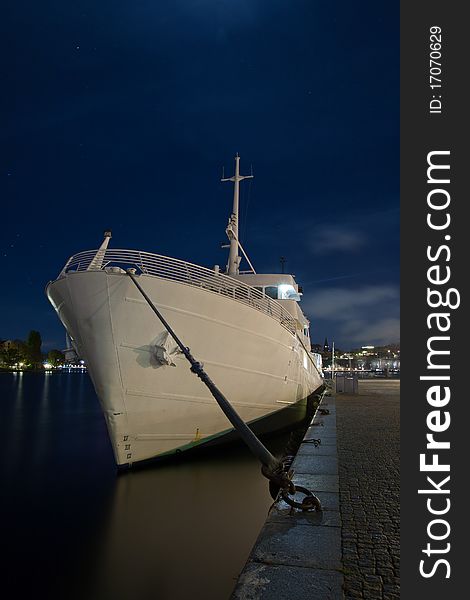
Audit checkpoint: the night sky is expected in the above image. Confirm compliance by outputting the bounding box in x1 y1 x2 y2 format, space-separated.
2 1 399 351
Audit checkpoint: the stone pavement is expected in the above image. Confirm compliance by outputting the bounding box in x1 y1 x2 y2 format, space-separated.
337 380 400 600
232 393 343 600
232 379 400 600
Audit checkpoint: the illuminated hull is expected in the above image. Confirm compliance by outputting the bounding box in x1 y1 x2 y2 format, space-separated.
46 268 323 466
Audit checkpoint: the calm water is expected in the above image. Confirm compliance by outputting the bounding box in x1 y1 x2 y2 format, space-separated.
1 372 302 600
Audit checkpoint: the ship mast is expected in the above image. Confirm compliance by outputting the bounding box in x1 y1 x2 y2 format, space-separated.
221 154 253 276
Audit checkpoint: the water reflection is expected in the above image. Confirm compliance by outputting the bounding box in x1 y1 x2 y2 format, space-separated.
89 447 275 600
3 371 24 473
1 372 308 600
33 370 50 465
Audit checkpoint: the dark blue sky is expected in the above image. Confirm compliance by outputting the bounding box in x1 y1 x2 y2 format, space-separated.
1 0 399 350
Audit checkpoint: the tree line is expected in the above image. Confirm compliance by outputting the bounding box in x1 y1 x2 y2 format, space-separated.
0 331 65 369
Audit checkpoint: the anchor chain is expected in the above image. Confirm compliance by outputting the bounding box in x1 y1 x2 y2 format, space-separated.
261 461 295 495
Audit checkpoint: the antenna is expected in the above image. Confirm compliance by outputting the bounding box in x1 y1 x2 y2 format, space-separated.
280 256 286 274
221 154 254 276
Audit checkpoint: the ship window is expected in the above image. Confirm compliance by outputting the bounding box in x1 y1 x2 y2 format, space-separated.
264 286 278 299
278 284 301 301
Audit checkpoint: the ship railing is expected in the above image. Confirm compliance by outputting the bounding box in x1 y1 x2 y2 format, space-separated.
58 249 297 336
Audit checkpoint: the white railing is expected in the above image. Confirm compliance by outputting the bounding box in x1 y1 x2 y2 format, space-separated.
58 249 297 336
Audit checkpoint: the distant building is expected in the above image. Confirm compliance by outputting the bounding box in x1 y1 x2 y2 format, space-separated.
63 347 79 362
0 340 24 367
63 332 79 362
0 340 20 351
323 337 330 352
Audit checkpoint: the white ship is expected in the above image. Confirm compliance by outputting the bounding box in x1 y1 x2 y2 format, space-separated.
46 156 323 466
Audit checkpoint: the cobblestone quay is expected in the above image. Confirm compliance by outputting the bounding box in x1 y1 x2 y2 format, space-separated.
337 380 400 600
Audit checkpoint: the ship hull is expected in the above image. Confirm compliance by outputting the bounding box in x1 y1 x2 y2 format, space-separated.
46 270 323 466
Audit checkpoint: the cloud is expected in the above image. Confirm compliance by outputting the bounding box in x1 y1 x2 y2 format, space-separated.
302 284 400 347
309 225 366 255
304 285 398 319
301 209 399 259
340 318 400 346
